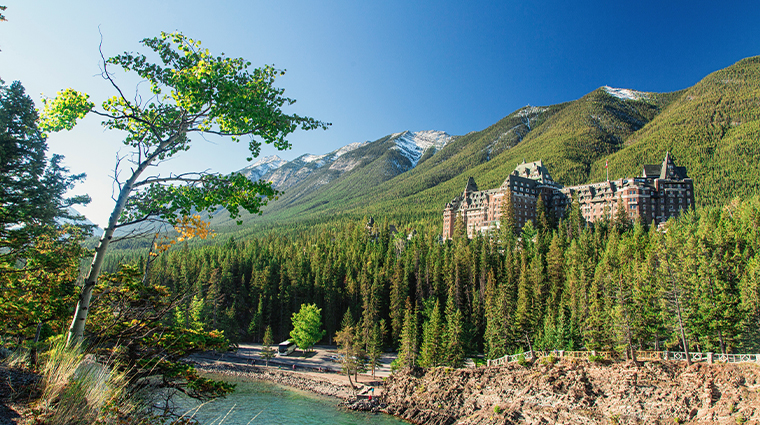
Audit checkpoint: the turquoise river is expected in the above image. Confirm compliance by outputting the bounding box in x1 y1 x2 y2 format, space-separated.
183 377 408 425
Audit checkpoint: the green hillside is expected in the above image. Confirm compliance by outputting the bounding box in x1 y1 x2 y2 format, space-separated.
376 86 680 222
588 56 760 207
212 56 760 234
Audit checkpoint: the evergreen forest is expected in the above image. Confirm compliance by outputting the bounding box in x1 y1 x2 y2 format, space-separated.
131 194 760 367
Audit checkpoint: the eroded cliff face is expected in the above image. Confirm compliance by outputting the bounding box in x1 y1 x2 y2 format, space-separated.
382 361 760 425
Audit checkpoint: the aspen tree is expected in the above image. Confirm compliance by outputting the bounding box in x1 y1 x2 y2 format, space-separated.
40 32 328 345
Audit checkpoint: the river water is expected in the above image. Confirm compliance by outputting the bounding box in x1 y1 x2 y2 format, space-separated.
182 377 408 425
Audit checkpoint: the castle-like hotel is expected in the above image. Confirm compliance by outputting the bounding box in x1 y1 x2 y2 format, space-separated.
443 153 694 239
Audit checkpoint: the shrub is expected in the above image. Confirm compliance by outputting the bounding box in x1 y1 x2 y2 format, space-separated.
516 354 528 367
493 405 502 414
540 354 557 366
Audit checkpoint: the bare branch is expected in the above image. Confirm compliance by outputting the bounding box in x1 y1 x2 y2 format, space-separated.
132 171 215 188
111 153 126 202
98 30 135 118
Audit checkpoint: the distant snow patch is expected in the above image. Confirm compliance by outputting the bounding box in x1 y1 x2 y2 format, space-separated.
517 105 547 117
603 86 648 101
302 154 327 164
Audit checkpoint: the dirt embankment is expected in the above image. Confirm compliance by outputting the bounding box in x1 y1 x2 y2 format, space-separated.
0 365 39 425
382 360 760 425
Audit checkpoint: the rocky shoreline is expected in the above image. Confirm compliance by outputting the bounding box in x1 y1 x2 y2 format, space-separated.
383 360 760 425
195 356 760 424
194 361 356 399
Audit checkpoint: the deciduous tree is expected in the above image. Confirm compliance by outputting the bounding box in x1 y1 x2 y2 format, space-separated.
39 32 329 345
290 303 326 353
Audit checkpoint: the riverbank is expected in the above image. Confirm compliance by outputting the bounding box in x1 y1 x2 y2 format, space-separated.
194 352 760 424
193 357 382 401
383 360 760 425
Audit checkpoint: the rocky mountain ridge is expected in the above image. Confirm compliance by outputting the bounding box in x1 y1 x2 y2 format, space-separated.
237 131 452 192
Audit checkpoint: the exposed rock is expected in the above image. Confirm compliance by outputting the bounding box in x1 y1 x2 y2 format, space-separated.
382 361 760 425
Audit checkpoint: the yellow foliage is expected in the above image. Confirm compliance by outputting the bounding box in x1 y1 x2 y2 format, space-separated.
152 215 215 256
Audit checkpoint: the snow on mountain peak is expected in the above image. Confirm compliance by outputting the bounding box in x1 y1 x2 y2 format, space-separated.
252 155 286 167
603 86 648 101
391 130 452 168
334 141 369 157
302 154 327 164
238 155 287 180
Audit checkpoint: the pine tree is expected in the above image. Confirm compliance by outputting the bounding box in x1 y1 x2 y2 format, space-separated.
499 190 517 249
248 293 264 342
483 269 504 359
545 232 565 324
453 213 467 241
419 299 444 367
260 325 276 367
567 192 585 239
658 228 693 364
740 256 760 351
514 249 536 357
367 320 385 377
389 259 408 346
613 195 632 234
335 323 364 394
535 193 552 239
444 292 466 368
396 298 419 369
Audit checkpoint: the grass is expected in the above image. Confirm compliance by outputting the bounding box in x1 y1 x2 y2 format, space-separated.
33 338 130 425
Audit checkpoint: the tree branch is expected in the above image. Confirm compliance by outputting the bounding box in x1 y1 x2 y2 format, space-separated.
132 171 215 188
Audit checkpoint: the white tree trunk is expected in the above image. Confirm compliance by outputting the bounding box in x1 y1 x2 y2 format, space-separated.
65 136 176 346
66 179 135 345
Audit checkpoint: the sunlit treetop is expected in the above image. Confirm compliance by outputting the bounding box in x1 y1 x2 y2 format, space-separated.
41 31 329 161
39 31 330 226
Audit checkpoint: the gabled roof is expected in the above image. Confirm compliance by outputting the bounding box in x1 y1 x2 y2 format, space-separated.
502 159 556 186
464 176 478 193
642 152 689 180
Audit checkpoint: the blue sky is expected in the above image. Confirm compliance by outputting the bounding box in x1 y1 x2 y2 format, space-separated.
1 0 759 225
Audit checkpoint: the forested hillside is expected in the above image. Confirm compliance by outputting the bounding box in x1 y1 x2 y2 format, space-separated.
590 56 760 206
98 56 760 362
144 196 760 366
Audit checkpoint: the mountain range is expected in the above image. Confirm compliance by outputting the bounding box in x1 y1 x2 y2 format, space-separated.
213 56 760 232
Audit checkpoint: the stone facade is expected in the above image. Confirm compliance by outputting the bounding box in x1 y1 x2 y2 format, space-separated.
442 153 694 239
